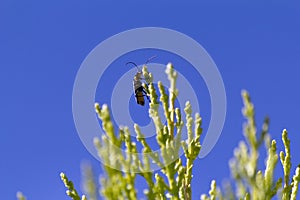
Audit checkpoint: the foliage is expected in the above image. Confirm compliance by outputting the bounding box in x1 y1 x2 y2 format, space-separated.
17 64 300 200
90 63 202 200
16 192 26 200
201 91 300 200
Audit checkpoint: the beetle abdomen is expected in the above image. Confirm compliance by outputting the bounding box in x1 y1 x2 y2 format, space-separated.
135 91 145 106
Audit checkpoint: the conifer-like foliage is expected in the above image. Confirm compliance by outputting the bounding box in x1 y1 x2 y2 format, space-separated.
90 63 202 200
201 91 300 200
17 64 300 200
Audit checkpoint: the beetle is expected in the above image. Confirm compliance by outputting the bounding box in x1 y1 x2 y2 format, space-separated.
126 56 156 106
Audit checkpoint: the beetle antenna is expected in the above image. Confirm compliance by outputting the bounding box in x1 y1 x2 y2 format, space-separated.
145 55 157 64
126 61 140 72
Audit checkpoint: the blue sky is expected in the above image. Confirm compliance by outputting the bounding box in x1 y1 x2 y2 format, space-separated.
1 1 300 199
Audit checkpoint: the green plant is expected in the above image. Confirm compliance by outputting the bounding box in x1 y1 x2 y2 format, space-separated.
201 91 300 200
89 63 201 200
60 64 299 200
17 64 300 200
60 63 202 200
16 192 26 200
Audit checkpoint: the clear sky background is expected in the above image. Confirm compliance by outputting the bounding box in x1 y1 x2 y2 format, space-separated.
1 1 300 199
